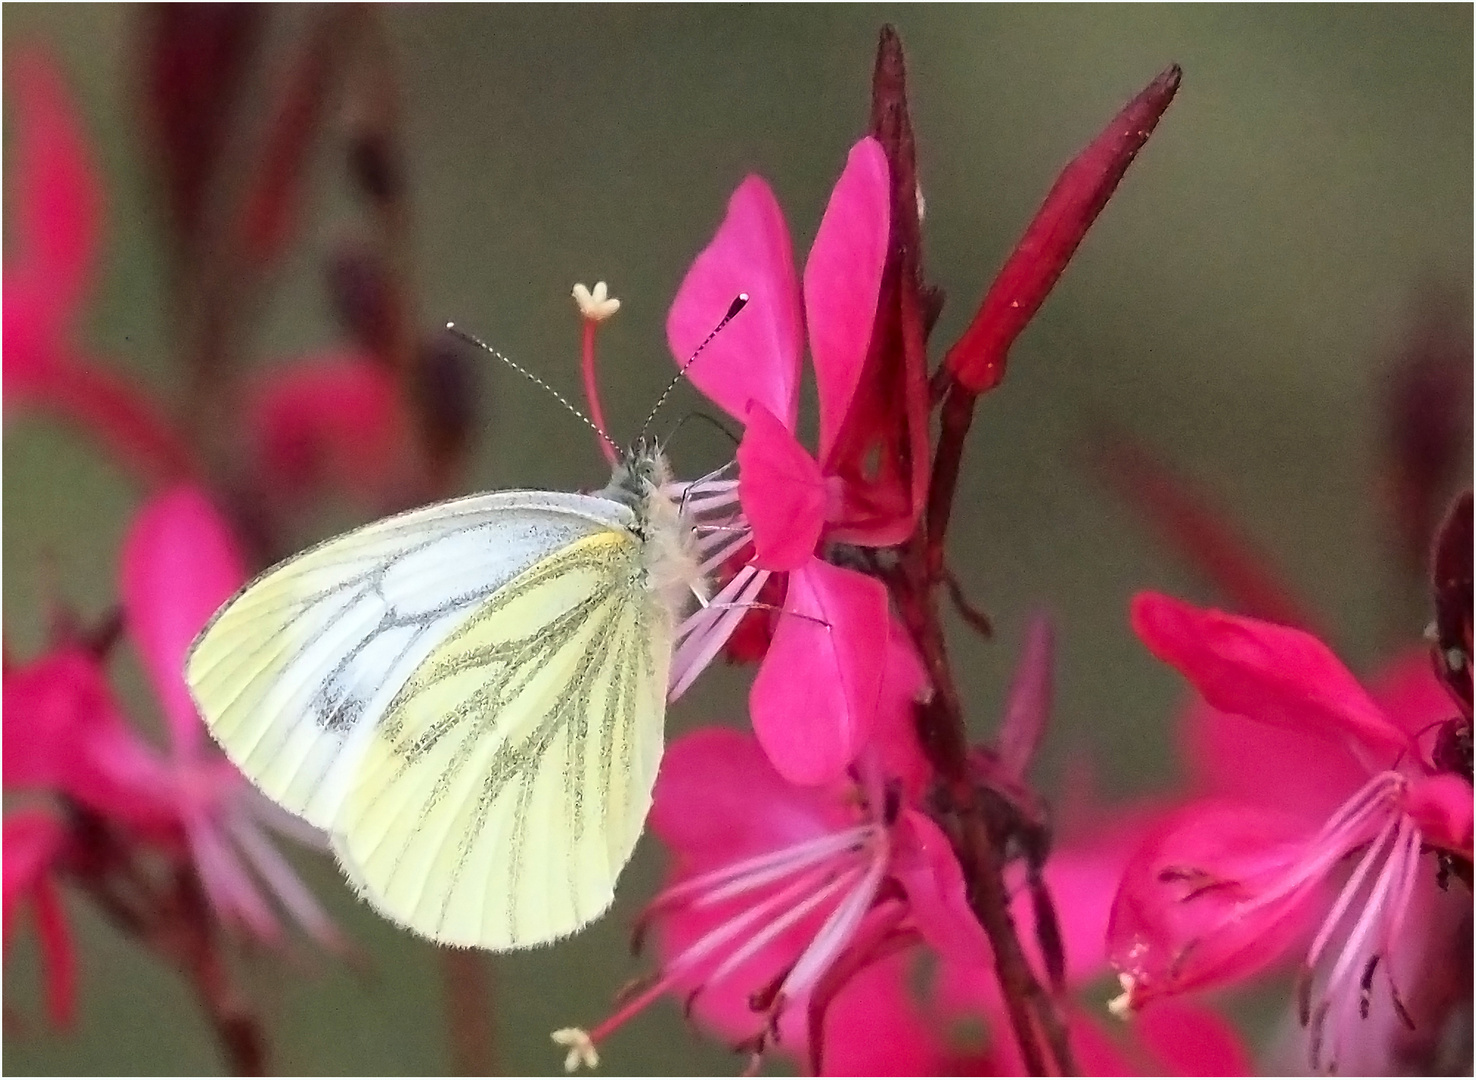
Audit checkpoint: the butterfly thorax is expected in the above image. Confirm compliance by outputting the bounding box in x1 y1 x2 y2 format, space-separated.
600 443 706 619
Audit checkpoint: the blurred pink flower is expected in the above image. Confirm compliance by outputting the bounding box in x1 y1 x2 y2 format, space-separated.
555 708 965 1075
2 51 191 486
1108 593 1473 1070
117 487 346 950
2 810 75 1028
3 488 344 969
242 351 415 512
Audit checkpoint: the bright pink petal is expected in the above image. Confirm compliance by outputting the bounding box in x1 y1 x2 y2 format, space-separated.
870 623 933 799
804 137 890 460
1107 799 1325 1008
1404 774 1473 858
7 52 100 343
890 809 990 964
1366 647 1459 739
735 401 827 570
749 562 890 785
996 612 1053 782
666 176 803 427
1180 695 1368 826
122 487 247 756
1131 1000 1253 1076
244 352 412 507
810 950 969 1076
1064 1003 1251 1077
1132 592 1409 760
650 727 847 871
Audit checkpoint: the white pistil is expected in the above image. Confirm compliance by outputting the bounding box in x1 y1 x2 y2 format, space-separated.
572 281 620 321
551 1027 599 1072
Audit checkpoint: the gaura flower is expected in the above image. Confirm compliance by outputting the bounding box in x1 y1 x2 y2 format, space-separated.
1107 592 1474 1071
2 51 191 486
117 487 347 949
2 810 75 1028
928 801 1251 1076
3 489 344 958
659 138 921 786
552 631 949 1075
242 351 416 514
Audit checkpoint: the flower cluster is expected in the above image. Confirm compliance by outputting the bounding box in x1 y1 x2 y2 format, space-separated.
7 15 1470 1080
4 33 436 1070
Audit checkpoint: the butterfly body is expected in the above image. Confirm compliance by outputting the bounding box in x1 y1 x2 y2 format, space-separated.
186 444 704 948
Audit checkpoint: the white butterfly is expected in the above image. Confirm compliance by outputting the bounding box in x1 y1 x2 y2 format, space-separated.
186 434 714 952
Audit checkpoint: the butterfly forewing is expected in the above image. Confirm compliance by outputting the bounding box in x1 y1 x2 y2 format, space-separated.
185 491 632 830
334 530 670 948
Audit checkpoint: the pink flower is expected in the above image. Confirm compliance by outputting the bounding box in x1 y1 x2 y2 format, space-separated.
929 806 1252 1076
661 139 925 785
2 810 75 1028
242 351 416 512
1108 592 1473 1070
3 489 343 958
2 52 191 486
116 487 346 949
667 136 912 553
552 697 965 1075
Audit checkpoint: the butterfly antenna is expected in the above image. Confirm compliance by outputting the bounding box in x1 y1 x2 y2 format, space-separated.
446 323 620 455
640 293 748 437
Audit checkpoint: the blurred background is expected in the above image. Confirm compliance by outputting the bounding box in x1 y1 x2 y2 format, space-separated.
4 4 1470 1075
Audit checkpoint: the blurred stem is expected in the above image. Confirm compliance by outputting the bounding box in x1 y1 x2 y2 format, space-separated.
66 807 268 1075
438 949 498 1076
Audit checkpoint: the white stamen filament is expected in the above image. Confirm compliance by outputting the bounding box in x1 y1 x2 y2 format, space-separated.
653 825 873 910
781 851 889 999
704 866 865 988
1301 816 1399 973
226 810 343 948
670 567 769 699
698 530 757 577
675 866 839 972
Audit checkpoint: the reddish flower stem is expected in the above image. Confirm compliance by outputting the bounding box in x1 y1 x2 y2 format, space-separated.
872 25 1076 1075
438 949 498 1076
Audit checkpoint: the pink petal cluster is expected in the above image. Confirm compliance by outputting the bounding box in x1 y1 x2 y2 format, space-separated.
559 620 1250 1075
1108 592 1473 1071
661 138 923 787
3 53 192 487
3 488 344 1024
2 51 413 513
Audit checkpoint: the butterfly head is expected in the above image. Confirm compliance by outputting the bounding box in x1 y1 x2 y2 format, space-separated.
605 439 671 512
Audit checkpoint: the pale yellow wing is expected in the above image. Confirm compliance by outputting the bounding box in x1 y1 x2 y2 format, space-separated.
332 529 671 950
185 491 631 829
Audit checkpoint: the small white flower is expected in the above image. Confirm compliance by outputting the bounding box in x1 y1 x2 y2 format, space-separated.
551 1027 599 1072
572 281 620 322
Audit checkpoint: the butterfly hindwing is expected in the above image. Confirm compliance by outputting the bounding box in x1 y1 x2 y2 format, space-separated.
333 530 671 949
185 490 632 830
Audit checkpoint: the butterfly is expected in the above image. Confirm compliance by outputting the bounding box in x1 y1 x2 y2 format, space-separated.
184 299 748 951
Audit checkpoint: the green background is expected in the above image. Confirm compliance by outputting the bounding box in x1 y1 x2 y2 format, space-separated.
4 5 1471 1075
